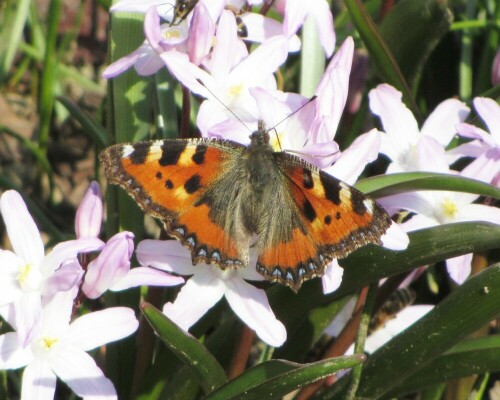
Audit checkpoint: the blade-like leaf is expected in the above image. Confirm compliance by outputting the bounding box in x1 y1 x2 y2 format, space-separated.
355 172 500 199
269 222 500 363
141 302 227 394
343 0 419 117
323 264 500 399
386 336 500 397
206 356 365 400
379 0 453 86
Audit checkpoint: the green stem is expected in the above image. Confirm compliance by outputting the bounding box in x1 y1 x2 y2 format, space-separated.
345 283 378 400
459 0 478 101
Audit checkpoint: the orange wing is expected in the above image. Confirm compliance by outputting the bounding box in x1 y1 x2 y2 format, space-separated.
255 153 391 292
100 139 250 267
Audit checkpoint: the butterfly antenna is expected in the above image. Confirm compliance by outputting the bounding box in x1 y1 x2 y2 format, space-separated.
264 95 317 135
195 78 253 134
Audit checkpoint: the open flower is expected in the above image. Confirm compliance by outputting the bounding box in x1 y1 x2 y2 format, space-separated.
0 289 138 399
369 84 470 173
0 191 103 346
136 240 286 347
454 97 500 184
379 148 500 284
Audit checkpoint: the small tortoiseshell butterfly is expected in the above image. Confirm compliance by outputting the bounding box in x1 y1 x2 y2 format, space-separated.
100 124 391 292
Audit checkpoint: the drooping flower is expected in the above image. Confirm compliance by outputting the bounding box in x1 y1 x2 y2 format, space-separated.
82 232 184 299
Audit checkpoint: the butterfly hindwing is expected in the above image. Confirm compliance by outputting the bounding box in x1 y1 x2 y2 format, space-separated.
255 152 391 291
99 139 251 266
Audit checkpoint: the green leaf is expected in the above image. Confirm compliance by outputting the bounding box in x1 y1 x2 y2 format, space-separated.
206 356 365 400
355 172 500 199
386 336 500 397
57 96 108 148
141 302 227 394
336 264 500 399
343 0 419 118
379 0 453 87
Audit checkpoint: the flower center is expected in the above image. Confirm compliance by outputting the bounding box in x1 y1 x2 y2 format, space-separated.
441 197 459 219
229 84 244 97
163 28 182 40
40 336 59 350
17 263 42 292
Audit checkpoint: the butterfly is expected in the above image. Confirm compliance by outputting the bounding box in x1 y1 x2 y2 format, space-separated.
100 123 391 292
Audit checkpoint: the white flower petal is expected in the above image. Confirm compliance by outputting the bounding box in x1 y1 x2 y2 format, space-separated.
474 97 500 141
0 190 44 265
365 306 434 353
0 332 33 369
163 269 225 330
21 359 56 400
369 84 420 151
457 204 500 225
420 99 469 146
136 240 196 275
446 254 472 284
51 346 116 399
110 266 184 291
15 293 42 348
0 250 23 306
381 221 409 250
40 238 104 276
321 260 344 294
225 278 286 347
68 307 138 351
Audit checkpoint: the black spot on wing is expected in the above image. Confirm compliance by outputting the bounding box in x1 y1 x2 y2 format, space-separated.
165 179 174 189
324 215 332 225
336 211 341 220
129 142 150 164
303 198 317 222
303 168 314 189
156 171 162 180
320 171 341 205
351 189 368 215
192 144 208 165
159 141 187 166
184 174 202 194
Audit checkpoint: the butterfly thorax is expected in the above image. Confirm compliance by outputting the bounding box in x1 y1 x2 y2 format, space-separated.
245 130 279 197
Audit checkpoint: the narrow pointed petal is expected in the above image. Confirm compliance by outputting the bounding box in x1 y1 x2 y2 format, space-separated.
15 293 42 348
420 99 469 146
0 332 33 368
322 260 344 294
187 2 215 65
379 192 436 216
0 191 44 265
381 221 409 250
0 250 23 305
21 359 56 400
144 6 163 53
225 278 287 347
446 140 486 163
40 238 104 275
474 97 500 141
42 259 83 297
68 307 138 351
446 254 473 284
163 269 225 330
283 0 306 37
416 136 448 173
210 10 239 82
110 266 184 291
136 239 196 275
457 204 500 225
369 84 420 150
82 232 134 299
310 0 335 56
75 181 102 239
456 123 495 145
325 129 381 184
51 346 116 399
102 47 145 78
400 214 439 232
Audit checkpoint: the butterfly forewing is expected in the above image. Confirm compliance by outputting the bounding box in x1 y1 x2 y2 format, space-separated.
100 139 251 267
